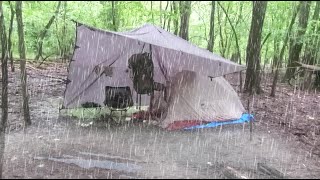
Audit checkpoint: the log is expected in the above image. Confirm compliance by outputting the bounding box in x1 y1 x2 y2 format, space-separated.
257 163 286 179
294 61 320 71
223 166 248 179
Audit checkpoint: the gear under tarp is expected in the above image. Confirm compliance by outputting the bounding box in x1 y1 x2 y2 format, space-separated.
63 22 246 130
157 71 245 130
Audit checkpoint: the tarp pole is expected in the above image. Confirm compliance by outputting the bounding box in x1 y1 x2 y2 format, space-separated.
248 95 254 141
149 44 154 114
136 92 138 110
139 94 141 110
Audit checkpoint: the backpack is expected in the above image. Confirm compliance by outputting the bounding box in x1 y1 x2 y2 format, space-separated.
128 52 154 94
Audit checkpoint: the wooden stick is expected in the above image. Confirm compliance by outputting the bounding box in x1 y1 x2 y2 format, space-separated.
294 61 320 71
257 163 286 179
223 166 248 179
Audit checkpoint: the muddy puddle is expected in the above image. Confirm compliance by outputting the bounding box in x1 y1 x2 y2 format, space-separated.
34 154 142 173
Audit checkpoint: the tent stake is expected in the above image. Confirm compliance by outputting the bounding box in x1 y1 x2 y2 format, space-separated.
139 94 141 111
136 92 138 110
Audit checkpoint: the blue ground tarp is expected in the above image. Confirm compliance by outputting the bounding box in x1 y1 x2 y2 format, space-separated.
184 113 254 130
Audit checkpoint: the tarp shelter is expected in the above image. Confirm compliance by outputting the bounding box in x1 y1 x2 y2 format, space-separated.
63 21 247 130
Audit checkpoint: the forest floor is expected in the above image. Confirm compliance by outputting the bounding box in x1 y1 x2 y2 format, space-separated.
1 62 320 179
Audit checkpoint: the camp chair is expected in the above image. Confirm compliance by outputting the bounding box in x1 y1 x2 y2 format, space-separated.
104 86 134 123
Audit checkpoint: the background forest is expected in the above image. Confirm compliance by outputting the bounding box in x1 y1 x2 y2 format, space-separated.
1 1 320 93
0 1 320 179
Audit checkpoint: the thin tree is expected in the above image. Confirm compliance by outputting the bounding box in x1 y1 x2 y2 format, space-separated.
162 1 170 29
151 1 154 24
270 2 301 97
207 1 215 52
35 1 61 61
0 1 9 178
271 38 280 73
160 1 162 25
179 1 192 41
244 1 268 94
284 1 311 80
172 1 179 35
222 3 231 57
167 2 173 32
16 1 31 126
8 1 15 72
111 1 119 31
217 5 224 56
217 1 243 91
302 1 320 90
62 1 68 61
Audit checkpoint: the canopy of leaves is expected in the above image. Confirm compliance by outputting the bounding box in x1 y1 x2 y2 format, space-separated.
1 1 319 65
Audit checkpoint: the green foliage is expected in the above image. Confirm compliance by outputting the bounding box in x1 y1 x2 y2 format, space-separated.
0 1 319 65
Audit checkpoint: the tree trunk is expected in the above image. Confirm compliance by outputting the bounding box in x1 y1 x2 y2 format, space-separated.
302 1 320 90
235 2 243 27
62 1 68 62
217 6 224 56
207 1 215 52
222 3 231 57
217 1 243 91
151 1 154 24
163 1 170 29
172 1 179 35
263 45 269 71
35 1 61 61
167 2 173 32
217 1 241 64
270 2 300 97
244 1 268 94
16 1 31 126
284 1 311 80
160 1 162 25
179 1 191 41
0 1 9 178
271 39 280 73
315 71 320 87
111 1 119 31
55 19 62 59
8 2 15 72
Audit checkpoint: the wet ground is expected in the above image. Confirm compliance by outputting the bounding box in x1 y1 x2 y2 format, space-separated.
1 62 320 179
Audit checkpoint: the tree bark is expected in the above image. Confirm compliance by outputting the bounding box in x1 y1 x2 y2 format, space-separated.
222 3 231 57
263 45 269 71
62 1 68 62
217 6 224 56
217 1 241 65
35 1 61 61
162 1 170 29
8 1 15 72
302 1 320 90
167 2 173 32
179 1 192 41
111 1 119 31
160 1 162 25
207 1 215 52
16 1 31 126
217 1 244 91
284 1 311 80
172 1 179 35
244 1 268 94
151 1 154 24
315 71 320 87
270 2 300 97
0 1 9 178
271 39 279 73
